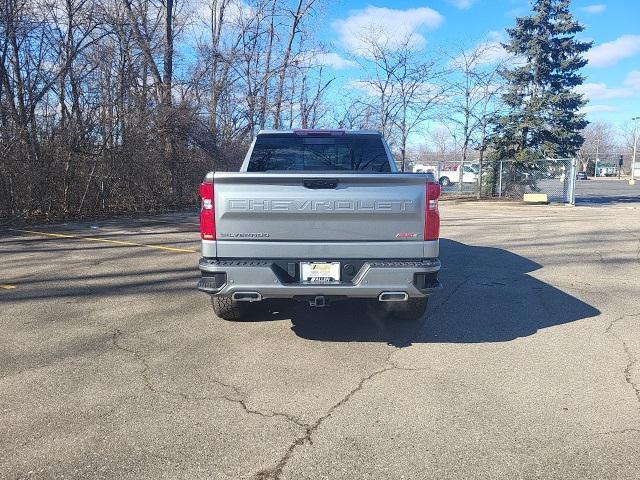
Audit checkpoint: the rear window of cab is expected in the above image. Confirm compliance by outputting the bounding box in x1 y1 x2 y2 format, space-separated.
246 135 392 172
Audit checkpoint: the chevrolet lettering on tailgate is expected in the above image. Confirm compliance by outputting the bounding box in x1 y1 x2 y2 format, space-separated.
227 199 415 213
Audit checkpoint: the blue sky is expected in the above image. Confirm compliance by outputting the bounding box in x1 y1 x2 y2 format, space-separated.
315 0 640 126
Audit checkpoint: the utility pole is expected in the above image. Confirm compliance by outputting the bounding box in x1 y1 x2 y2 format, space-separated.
594 139 600 177
631 117 639 185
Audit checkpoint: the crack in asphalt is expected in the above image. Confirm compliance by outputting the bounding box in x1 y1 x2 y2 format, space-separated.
253 302 436 480
111 329 161 394
110 329 308 428
95 405 119 420
112 282 461 480
622 340 640 407
252 363 396 480
604 312 640 334
224 396 309 428
602 315 640 410
595 428 640 436
427 274 473 317
112 326 429 480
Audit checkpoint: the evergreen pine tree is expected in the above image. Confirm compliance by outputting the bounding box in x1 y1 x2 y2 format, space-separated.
491 0 591 159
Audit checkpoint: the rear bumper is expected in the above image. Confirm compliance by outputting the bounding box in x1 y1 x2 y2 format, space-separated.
198 258 441 299
202 239 439 259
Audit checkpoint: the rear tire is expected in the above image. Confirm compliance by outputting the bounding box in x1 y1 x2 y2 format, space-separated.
439 176 450 187
388 297 429 322
211 295 248 321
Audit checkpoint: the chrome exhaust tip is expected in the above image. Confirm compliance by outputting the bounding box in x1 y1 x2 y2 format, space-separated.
378 292 409 302
232 292 262 302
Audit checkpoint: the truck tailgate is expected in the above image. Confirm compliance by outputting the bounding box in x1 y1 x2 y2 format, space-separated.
213 172 430 258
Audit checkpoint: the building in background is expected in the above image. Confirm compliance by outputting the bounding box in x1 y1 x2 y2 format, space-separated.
595 162 617 177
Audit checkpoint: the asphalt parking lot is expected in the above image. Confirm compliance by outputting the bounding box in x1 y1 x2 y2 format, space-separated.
575 178 640 205
1 194 640 479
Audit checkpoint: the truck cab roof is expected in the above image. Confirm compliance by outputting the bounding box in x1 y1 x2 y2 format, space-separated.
256 129 382 136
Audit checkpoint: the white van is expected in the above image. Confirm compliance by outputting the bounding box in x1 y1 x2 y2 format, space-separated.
437 164 477 186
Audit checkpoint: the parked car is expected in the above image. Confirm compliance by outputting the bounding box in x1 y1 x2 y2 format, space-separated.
197 129 442 321
577 171 588 180
437 164 478 186
413 163 478 186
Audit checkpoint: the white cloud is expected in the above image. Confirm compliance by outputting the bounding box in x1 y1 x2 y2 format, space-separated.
623 70 640 90
582 4 606 14
348 79 379 96
332 6 444 55
576 82 635 100
576 70 640 111
586 35 640 67
297 50 357 70
189 0 254 38
451 31 513 67
473 31 512 65
447 0 476 10
507 7 526 18
314 52 357 70
486 30 502 42
580 104 616 114
477 43 511 64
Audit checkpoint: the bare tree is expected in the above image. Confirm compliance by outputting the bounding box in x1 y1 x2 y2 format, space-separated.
354 31 445 170
392 44 446 171
333 97 376 130
577 120 616 172
444 42 506 193
272 0 316 129
618 121 638 174
257 0 277 129
429 127 455 164
2 0 445 221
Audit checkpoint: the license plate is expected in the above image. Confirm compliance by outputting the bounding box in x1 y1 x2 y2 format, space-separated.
300 262 340 283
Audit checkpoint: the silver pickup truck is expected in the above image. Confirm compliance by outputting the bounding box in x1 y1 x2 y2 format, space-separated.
197 129 441 321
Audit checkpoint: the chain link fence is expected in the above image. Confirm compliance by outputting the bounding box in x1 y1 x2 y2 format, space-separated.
411 158 577 204
489 158 576 203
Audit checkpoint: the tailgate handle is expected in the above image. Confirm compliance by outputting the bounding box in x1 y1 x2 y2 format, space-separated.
303 178 338 189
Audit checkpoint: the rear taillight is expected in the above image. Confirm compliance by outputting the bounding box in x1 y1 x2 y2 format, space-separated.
424 182 441 241
199 179 215 240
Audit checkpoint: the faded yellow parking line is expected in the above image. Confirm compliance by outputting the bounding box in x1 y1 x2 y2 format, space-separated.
138 218 200 227
10 229 197 254
0 284 16 289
